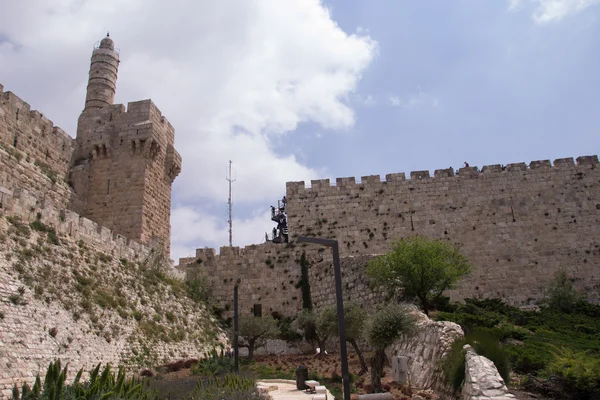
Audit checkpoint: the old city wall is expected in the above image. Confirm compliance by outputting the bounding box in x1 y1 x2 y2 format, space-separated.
0 84 74 187
0 84 74 209
286 156 600 305
182 244 320 317
0 83 158 262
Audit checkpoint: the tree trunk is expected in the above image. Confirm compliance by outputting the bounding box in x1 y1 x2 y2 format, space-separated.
419 294 429 316
349 339 368 376
316 336 328 357
248 339 256 361
370 348 386 393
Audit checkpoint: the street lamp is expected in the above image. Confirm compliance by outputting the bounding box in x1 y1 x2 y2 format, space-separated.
297 236 351 400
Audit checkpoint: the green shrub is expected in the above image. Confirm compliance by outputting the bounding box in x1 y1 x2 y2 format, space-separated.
34 160 58 184
443 328 511 392
13 360 156 400
442 339 466 392
192 374 269 400
544 348 600 396
191 348 235 377
7 216 31 238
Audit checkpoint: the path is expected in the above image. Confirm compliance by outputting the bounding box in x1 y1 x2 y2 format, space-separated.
257 379 334 400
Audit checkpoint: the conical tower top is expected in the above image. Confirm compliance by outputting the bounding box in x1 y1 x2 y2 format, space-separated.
84 34 119 110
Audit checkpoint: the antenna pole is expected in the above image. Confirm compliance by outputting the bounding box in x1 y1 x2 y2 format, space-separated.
226 160 235 247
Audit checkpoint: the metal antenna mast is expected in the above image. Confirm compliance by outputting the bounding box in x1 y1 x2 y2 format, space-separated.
226 160 235 247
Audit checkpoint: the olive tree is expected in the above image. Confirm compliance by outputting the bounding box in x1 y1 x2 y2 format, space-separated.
319 302 369 375
237 315 280 361
367 235 472 315
365 305 416 393
296 309 328 354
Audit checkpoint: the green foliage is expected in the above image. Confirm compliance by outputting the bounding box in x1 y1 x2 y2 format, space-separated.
365 305 416 392
299 251 313 310
243 362 295 380
543 348 600 396
272 314 302 341
34 160 58 184
319 301 367 341
442 329 511 392
29 219 59 245
296 309 328 351
546 269 581 313
7 216 31 238
192 374 269 400
365 305 416 350
320 302 370 374
238 315 280 360
12 360 156 400
367 235 472 314
442 339 467 392
436 297 600 387
191 348 235 377
186 276 213 304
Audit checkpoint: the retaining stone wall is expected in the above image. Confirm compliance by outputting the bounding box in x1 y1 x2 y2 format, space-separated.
461 345 515 400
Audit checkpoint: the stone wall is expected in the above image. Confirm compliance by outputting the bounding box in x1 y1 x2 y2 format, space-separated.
461 345 515 400
286 156 600 305
0 83 74 185
0 180 150 261
0 215 225 398
70 37 182 252
71 99 181 253
183 243 321 317
387 307 464 395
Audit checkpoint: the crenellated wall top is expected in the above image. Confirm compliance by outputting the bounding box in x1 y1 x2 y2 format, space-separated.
286 155 599 194
0 84 75 146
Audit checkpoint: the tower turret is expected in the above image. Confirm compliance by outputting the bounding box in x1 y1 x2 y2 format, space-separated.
84 33 119 110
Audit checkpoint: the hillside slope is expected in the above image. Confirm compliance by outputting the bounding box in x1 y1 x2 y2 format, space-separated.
0 214 226 398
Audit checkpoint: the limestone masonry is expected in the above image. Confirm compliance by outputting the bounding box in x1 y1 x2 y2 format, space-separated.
181 156 600 317
0 34 181 253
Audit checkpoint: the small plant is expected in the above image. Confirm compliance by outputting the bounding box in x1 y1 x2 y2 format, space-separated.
34 159 58 184
193 374 268 399
442 328 511 392
13 360 157 400
7 216 31 238
191 348 235 377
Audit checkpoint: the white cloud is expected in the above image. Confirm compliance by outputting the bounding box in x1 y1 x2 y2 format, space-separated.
389 87 439 108
509 0 600 23
0 0 377 260
509 0 522 11
170 207 273 262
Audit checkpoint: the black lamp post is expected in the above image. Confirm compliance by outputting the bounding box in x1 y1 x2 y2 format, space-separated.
297 236 350 400
234 285 239 372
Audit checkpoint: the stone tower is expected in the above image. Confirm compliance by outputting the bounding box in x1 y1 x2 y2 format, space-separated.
69 34 181 253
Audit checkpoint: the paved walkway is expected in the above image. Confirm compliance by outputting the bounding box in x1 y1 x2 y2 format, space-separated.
257 379 334 400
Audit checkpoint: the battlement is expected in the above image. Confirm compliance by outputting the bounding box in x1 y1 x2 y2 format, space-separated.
0 83 75 181
178 242 294 267
122 100 175 142
286 155 598 194
0 182 150 260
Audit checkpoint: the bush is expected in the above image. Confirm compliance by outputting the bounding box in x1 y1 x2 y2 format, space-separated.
443 329 511 392
192 374 270 400
191 348 235 377
544 348 600 396
12 360 156 400
546 269 581 313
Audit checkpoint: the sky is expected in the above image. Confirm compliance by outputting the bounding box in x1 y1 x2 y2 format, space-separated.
0 0 599 263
